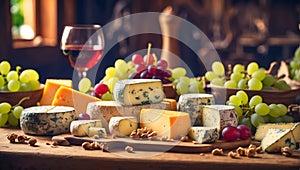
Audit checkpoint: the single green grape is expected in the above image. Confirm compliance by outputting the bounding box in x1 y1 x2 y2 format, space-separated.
8 113 18 126
176 81 189 95
29 80 40 90
212 61 225 76
240 117 252 129
211 78 224 86
236 90 248 105
20 69 39 81
8 80 20 92
205 71 218 81
250 113 265 127
233 64 245 74
268 104 280 117
114 59 127 69
101 92 114 101
105 67 116 77
262 74 276 86
252 68 266 81
230 72 244 83
172 67 187 79
238 78 248 89
0 102 12 114
247 62 259 75
248 78 263 90
273 80 291 90
249 95 263 108
277 104 288 116
0 113 8 127
188 83 199 93
78 78 92 93
224 80 237 88
179 76 190 84
12 106 24 119
255 103 270 116
6 71 19 81
229 95 242 106
0 61 11 75
19 82 33 91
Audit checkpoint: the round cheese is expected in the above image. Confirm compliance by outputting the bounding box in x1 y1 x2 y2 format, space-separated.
20 106 76 135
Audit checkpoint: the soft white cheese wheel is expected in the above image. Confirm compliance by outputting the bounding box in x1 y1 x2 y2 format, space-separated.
20 106 76 135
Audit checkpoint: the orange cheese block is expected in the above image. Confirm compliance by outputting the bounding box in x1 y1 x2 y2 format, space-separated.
40 79 72 105
52 86 101 116
140 109 191 139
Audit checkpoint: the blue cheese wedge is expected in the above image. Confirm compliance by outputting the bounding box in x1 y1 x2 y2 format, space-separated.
178 94 215 126
20 106 76 135
109 116 138 137
113 79 165 106
261 123 300 152
188 127 219 144
255 123 298 141
87 127 107 138
70 120 103 137
202 105 238 133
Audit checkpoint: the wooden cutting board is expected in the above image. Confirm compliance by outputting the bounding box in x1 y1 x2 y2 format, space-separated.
53 134 256 153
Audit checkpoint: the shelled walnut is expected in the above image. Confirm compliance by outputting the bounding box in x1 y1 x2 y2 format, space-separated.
28 138 37 146
212 148 224 156
7 133 18 143
281 147 292 157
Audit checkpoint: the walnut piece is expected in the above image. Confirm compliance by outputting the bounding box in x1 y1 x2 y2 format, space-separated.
245 148 256 157
228 151 240 159
125 146 134 153
212 148 224 156
281 147 292 157
7 133 18 143
82 142 93 150
28 138 37 146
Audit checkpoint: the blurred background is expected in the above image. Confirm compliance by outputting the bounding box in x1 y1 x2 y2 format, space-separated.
0 0 299 83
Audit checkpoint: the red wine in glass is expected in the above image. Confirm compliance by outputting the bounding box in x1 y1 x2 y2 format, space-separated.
62 44 104 72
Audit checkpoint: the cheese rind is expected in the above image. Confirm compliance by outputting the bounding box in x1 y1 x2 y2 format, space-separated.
51 86 101 116
70 120 103 137
188 127 219 144
140 109 191 139
108 116 138 137
86 101 170 123
87 127 107 138
202 105 238 133
40 79 72 105
114 79 164 106
20 106 76 135
178 94 214 126
255 123 297 141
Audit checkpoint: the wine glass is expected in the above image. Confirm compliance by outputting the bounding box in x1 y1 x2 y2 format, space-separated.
60 25 105 80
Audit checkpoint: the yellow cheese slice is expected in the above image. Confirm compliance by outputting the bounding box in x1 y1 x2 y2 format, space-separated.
52 86 101 116
40 79 72 105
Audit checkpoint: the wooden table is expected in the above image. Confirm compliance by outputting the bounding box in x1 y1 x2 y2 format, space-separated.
0 128 299 170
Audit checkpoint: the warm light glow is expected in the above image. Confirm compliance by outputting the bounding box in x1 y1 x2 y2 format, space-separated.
20 25 35 39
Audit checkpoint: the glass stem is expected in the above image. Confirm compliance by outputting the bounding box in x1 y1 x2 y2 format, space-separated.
78 71 87 80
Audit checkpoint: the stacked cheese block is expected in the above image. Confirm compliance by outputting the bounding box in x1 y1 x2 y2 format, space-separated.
255 122 300 152
20 79 100 135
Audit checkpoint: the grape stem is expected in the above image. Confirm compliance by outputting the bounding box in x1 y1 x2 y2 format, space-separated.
16 97 30 106
146 43 152 66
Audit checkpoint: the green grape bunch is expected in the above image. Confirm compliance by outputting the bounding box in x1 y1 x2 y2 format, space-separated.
226 90 293 132
205 61 291 91
0 60 41 92
289 46 300 82
0 97 28 127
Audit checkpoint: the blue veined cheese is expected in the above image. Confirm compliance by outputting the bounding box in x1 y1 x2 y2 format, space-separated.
20 106 76 135
202 105 238 133
70 120 103 137
113 79 165 106
87 127 107 138
188 127 219 144
178 94 215 126
109 116 138 137
261 123 300 153
255 123 298 141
